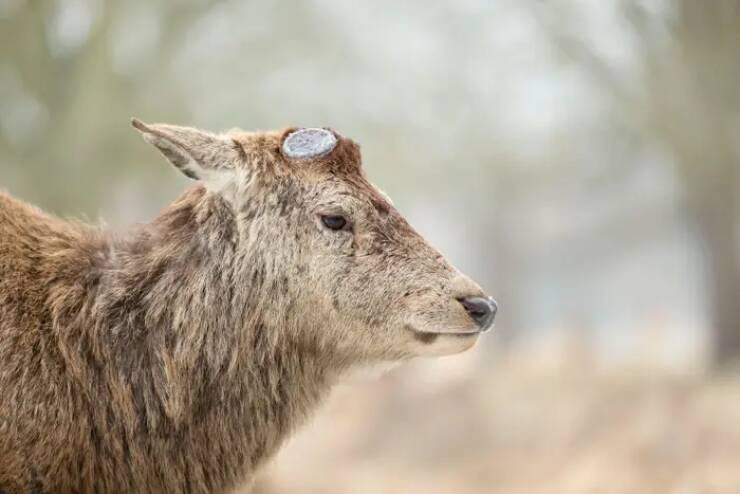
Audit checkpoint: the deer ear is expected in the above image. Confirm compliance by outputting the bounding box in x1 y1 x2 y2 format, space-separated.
131 118 241 185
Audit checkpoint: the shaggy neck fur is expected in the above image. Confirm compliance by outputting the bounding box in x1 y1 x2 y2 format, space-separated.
0 188 334 493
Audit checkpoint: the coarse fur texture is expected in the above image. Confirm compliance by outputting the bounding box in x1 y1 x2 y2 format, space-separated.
0 121 493 493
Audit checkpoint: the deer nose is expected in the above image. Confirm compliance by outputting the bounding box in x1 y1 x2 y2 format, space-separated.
458 296 497 331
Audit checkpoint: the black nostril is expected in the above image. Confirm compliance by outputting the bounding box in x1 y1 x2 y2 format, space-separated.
458 296 497 331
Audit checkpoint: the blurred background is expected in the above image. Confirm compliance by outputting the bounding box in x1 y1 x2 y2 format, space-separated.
2 0 740 492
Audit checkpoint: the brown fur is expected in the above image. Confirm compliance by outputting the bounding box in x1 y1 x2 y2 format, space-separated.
0 122 491 493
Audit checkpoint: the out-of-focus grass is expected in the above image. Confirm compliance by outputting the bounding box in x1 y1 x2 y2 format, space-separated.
249 341 740 494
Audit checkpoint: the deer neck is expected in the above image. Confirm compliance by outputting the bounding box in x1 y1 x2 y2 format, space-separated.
76 187 335 490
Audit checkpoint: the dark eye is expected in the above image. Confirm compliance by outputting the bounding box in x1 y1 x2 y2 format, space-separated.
321 215 350 232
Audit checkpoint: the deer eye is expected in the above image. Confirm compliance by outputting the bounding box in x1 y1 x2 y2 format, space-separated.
320 214 350 232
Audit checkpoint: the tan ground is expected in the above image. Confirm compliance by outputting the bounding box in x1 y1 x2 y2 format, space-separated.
248 344 740 494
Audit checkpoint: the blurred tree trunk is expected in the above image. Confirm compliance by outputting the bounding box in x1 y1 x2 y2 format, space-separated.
0 0 216 212
647 0 740 368
539 0 740 369
686 162 740 366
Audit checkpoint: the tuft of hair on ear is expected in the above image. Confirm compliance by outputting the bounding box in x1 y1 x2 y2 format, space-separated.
131 118 241 190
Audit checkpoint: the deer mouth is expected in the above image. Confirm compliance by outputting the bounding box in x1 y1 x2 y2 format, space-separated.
414 327 482 336
404 324 483 354
404 324 483 337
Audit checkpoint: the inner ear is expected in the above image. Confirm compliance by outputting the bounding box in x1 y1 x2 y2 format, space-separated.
156 142 199 179
131 118 241 186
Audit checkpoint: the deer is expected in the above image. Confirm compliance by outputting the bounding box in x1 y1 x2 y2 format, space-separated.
0 120 497 493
